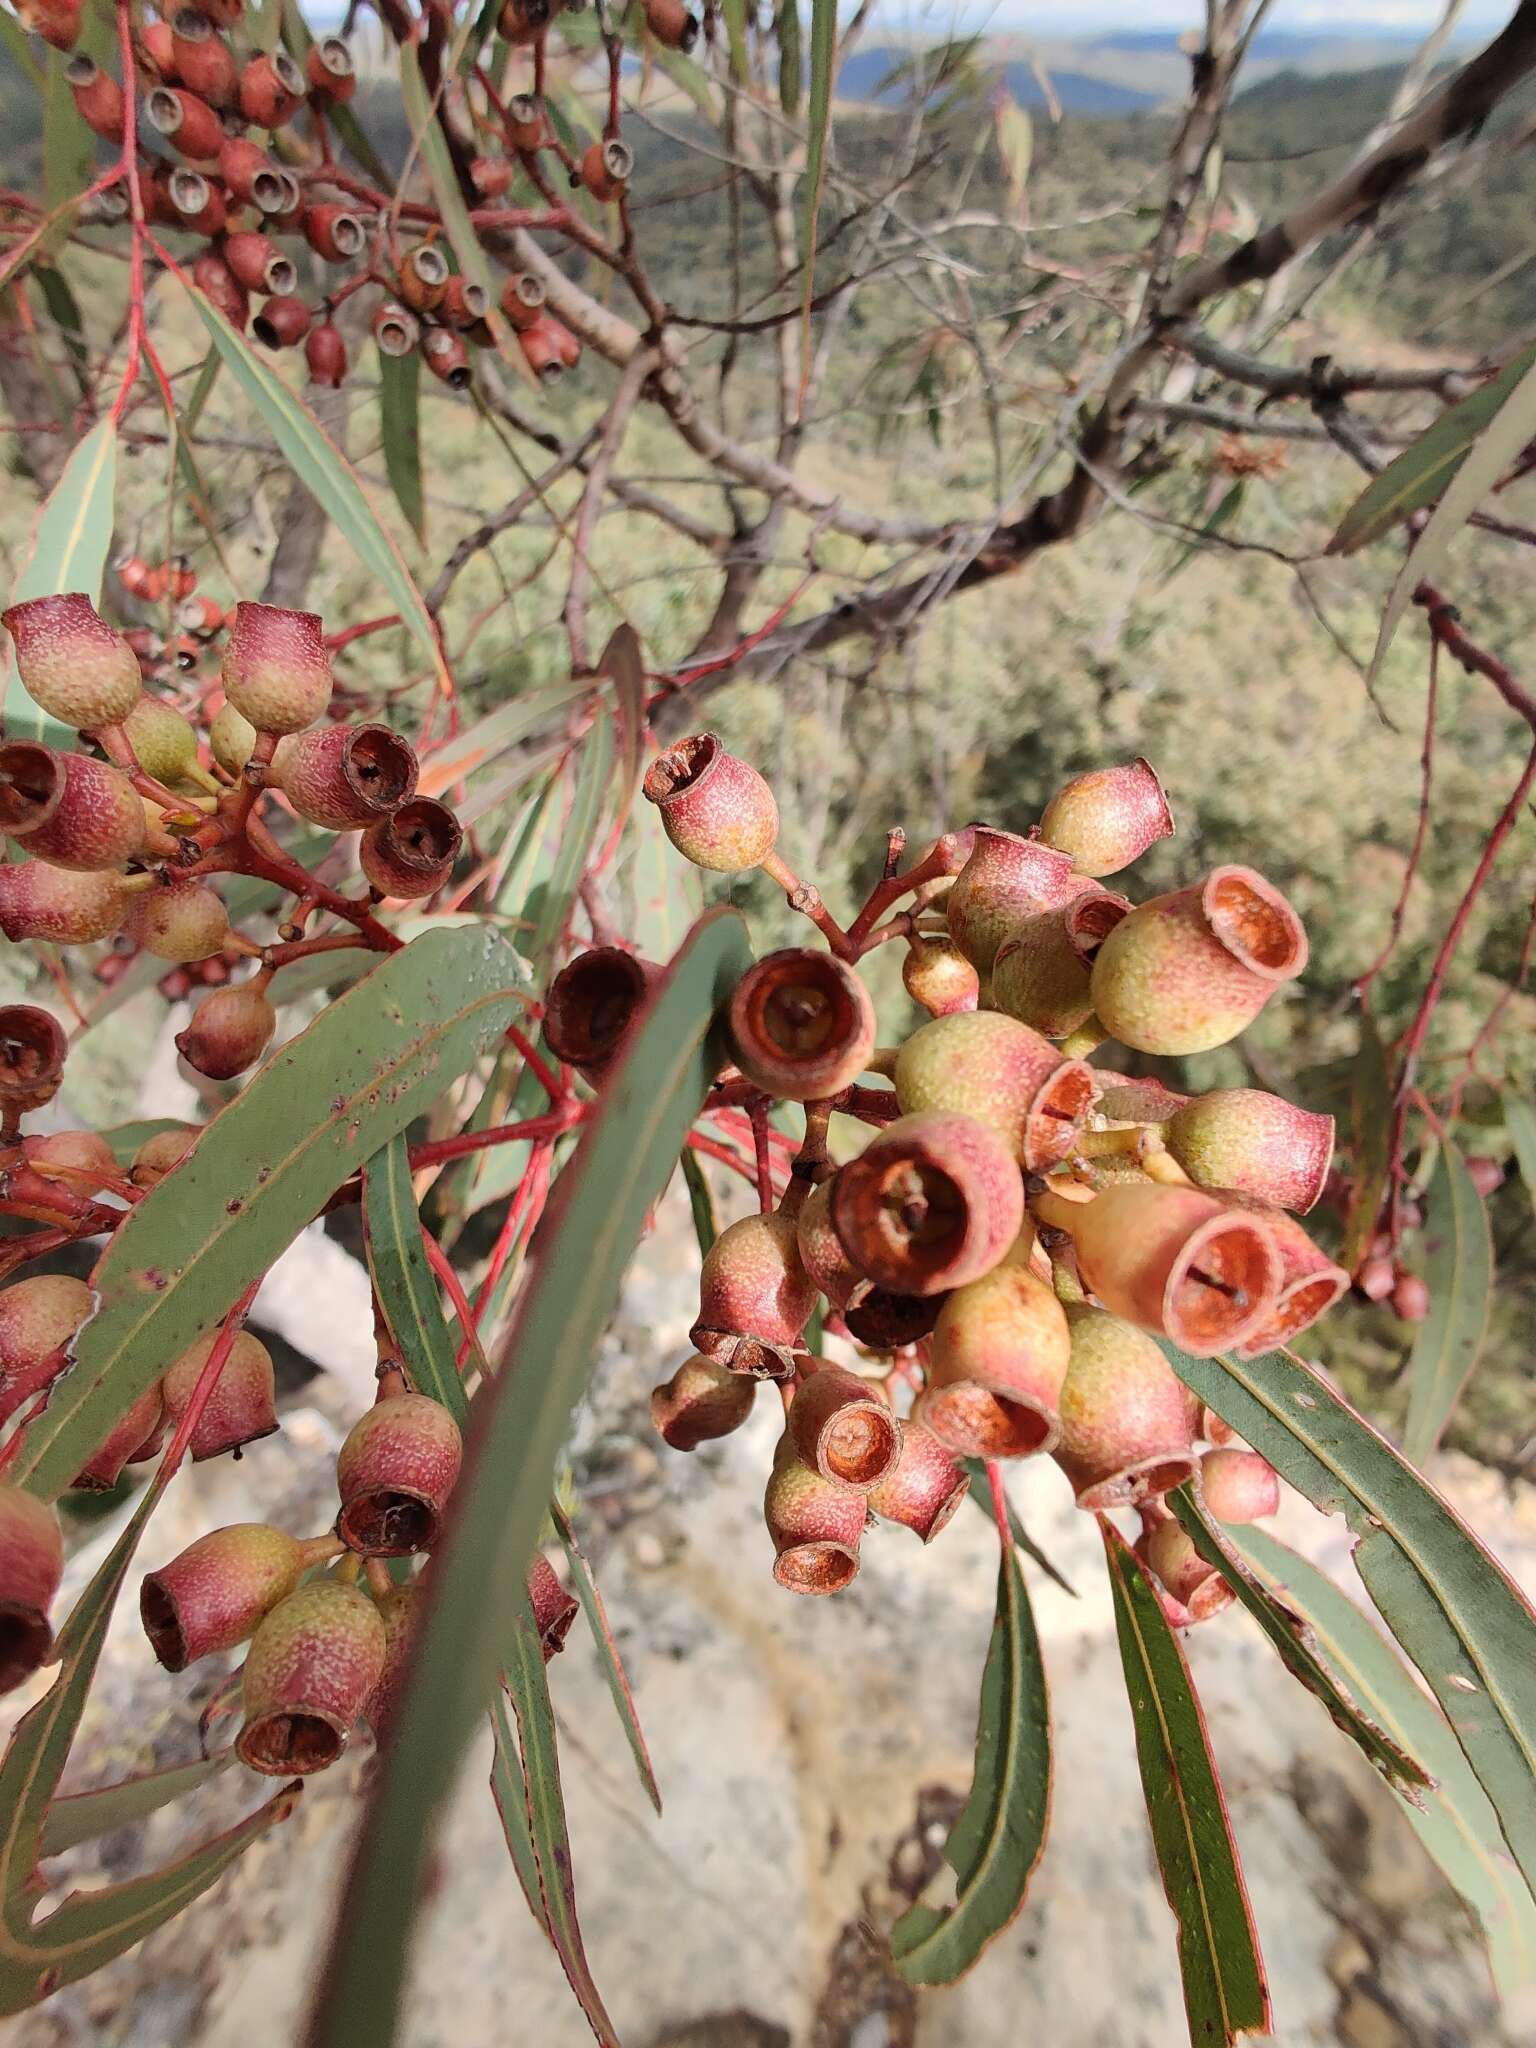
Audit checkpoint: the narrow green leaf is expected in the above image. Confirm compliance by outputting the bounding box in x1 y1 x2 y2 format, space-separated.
962 1464 1076 1598
41 1753 233 1858
777 0 802 116
32 266 88 393
721 0 750 82
1341 1010 1393 1272
1502 1092 1536 1217
12 928 525 1501
603 624 646 824
1163 479 1245 585
363 1133 470 1426
0 9 44 87
618 793 704 963
892 1547 1051 1983
378 349 425 543
416 677 594 799
1402 1141 1494 1463
678 1144 717 1258
307 908 754 2048
800 0 838 355
551 1502 661 1814
1102 1523 1271 2045
531 718 614 969
4 416 116 747
489 1690 549 1935
653 40 716 115
181 348 220 433
42 49 96 264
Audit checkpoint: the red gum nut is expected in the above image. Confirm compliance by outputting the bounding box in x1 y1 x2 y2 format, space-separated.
359 798 463 899
1038 758 1174 879
500 271 546 329
306 36 356 101
253 294 312 350
335 1393 463 1557
23 1128 117 1193
1142 1519 1234 1623
372 301 420 358
690 1212 818 1376
517 311 581 381
528 1552 579 1659
237 1580 386 1776
170 167 227 236
1166 1088 1334 1214
946 826 1080 975
274 722 418 831
902 934 979 1017
643 0 700 50
505 94 545 152
221 601 332 733
238 49 305 128
642 733 779 872
992 890 1131 1041
302 203 367 264
163 1328 278 1459
763 1435 866 1595
650 1353 756 1450
893 1011 1098 1171
146 85 224 163
140 1523 308 1671
543 946 658 1077
65 53 125 138
1090 864 1309 1057
223 233 296 297
1226 1205 1348 1358
3 591 142 730
864 1421 966 1542
422 327 472 390
169 9 238 107
130 1125 198 1188
305 322 348 388
363 1582 419 1741
193 251 249 331
218 135 281 208
1037 1183 1279 1357
1198 1447 1280 1522
922 1256 1071 1458
1054 1306 1198 1509
24 0 81 52
439 277 488 331
397 245 449 316
126 879 232 963
73 1378 164 1491
0 1486 64 1694
788 1365 901 1491
138 19 177 79
176 981 277 1079
0 1273 91 1420
580 137 633 203
795 1176 865 1310
728 949 876 1101
832 1110 1023 1297
0 1003 68 1112
0 862 130 945
0 744 145 871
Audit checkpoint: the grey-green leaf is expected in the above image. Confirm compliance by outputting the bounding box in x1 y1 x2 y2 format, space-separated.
378 349 426 542
1401 1141 1494 1464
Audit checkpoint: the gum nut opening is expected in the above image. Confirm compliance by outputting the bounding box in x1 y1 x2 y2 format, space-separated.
0 1605 51 1690
1236 1263 1348 1357
238 1707 347 1775
842 1153 969 1290
643 731 719 805
1064 889 1131 960
919 1377 1056 1459
545 947 650 1068
821 1403 898 1487
1024 1059 1099 1168
0 742 61 835
344 724 417 810
1067 1449 1199 1513
772 1540 860 1596
337 1488 439 1556
841 1288 941 1349
729 949 874 1098
1163 1212 1280 1353
1203 866 1308 980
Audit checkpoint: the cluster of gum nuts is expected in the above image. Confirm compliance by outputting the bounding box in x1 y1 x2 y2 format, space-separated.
568 731 1343 1620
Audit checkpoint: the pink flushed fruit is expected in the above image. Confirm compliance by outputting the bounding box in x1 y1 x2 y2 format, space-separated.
126 880 232 963
992 890 1130 1041
237 1580 386 1775
73 1378 164 1491
795 1175 865 1310
0 862 129 945
364 1581 420 1742
162 1329 278 1460
641 732 778 872
922 1244 1071 1458
335 1393 463 1556
691 1213 817 1377
1392 1271 1430 1323
650 1352 756 1450
359 797 462 898
2 592 142 731
122 694 206 787
1034 1184 1279 1358
220 601 332 734
787 1365 901 1491
0 1485 64 1693
0 1004 66 1114
1090 865 1308 1055
1038 758 1174 878
1202 1405 1239 1448
176 981 277 1080
0 744 145 871
1165 1089 1334 1214
901 934 979 1017
1198 1447 1280 1522
834 1110 1023 1296
273 722 418 830
140 1523 312 1671
543 947 658 1078
763 1434 867 1594
528 1553 579 1660
727 949 876 1101
129 1124 198 1188
1226 1205 1347 1358
22 1128 117 1194
865 1421 967 1542
1141 1517 1234 1623
893 1012 1097 1170
945 825 1079 975
1054 1306 1198 1509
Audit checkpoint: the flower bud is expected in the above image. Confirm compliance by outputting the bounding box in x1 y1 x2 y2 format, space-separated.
728 949 876 1101
922 1249 1070 1458
359 797 463 898
1053 1306 1198 1509
223 232 296 298
335 1393 463 1556
894 1011 1097 1170
2 592 141 731
307 36 356 101
0 743 145 871
517 311 581 380
1039 759 1173 878
275 721 417 831
1090 865 1308 1056
127 879 232 962
642 732 778 873
690 1212 817 1377
833 1110 1023 1296
237 1580 386 1775
363 1581 419 1741
22 1128 117 1194
0 1273 91 1420
650 1352 756 1450
163 1328 277 1459
130 1124 198 1188
543 946 657 1078
763 1434 865 1595
0 1004 67 1113
422 326 473 390
72 1378 164 1491
221 600 332 734
528 1553 579 1659
1141 1518 1233 1623
65 52 124 138
865 1421 966 1542
0 861 130 944
208 698 258 774
122 693 204 786
176 980 277 1080
1165 1089 1333 1215
580 137 633 204
372 300 420 358
253 293 312 351
788 1364 900 1491
1198 1447 1280 1522
946 825 1079 974
141 1522 309 1671
237 48 305 128
902 934 979 1017
1226 1204 1347 1357
303 202 366 264
643 0 700 50
0 1486 64 1693
992 889 1130 1041
794 1175 864 1309
500 270 546 330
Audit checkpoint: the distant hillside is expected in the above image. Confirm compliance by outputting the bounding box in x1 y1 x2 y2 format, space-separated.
836 46 1159 115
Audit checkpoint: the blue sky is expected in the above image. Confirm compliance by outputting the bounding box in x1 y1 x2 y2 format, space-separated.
871 1 1513 35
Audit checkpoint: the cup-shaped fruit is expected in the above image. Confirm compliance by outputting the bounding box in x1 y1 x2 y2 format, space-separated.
1227 1205 1347 1358
543 946 657 1077
642 733 778 873
795 1175 864 1309
1053 1307 1198 1509
303 202 366 264
894 1012 1097 1170
275 722 417 831
176 980 277 1080
162 1328 277 1459
122 694 203 786
833 1110 1023 1296
527 1552 579 1660
0 861 129 944
650 1353 756 1450
208 699 258 774
237 1580 386 1775
305 321 348 390
127 880 232 963
372 300 420 357
2 593 141 731
65 52 124 137
0 1486 64 1694
335 1393 463 1556
137 17 176 77
169 164 226 235
992 890 1130 1040
865 1421 966 1542
1165 1089 1334 1215
690 1212 817 1376
363 1581 419 1742
902 934 979 1017
922 1256 1071 1457
253 293 312 350
500 270 546 329
221 600 332 734
307 35 356 100
72 1378 164 1490
219 135 281 207
1141 1518 1233 1623
397 243 449 315
842 1287 942 1349
1198 1446 1280 1522
141 1522 309 1671
22 1128 117 1193
0 1003 66 1113
0 744 145 871
194 249 249 331
506 91 546 149
1039 759 1174 878
580 136 633 202
130 1124 198 1188
788 1365 901 1491
169 8 237 105
946 826 1079 974
1090 865 1307 1056
359 797 463 898
763 1435 866 1594
0 1273 90 1420
728 949 876 1101
423 327 472 389
146 84 223 162
224 232 295 297
237 47 305 127
643 0 700 49
517 311 581 380
439 277 488 330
